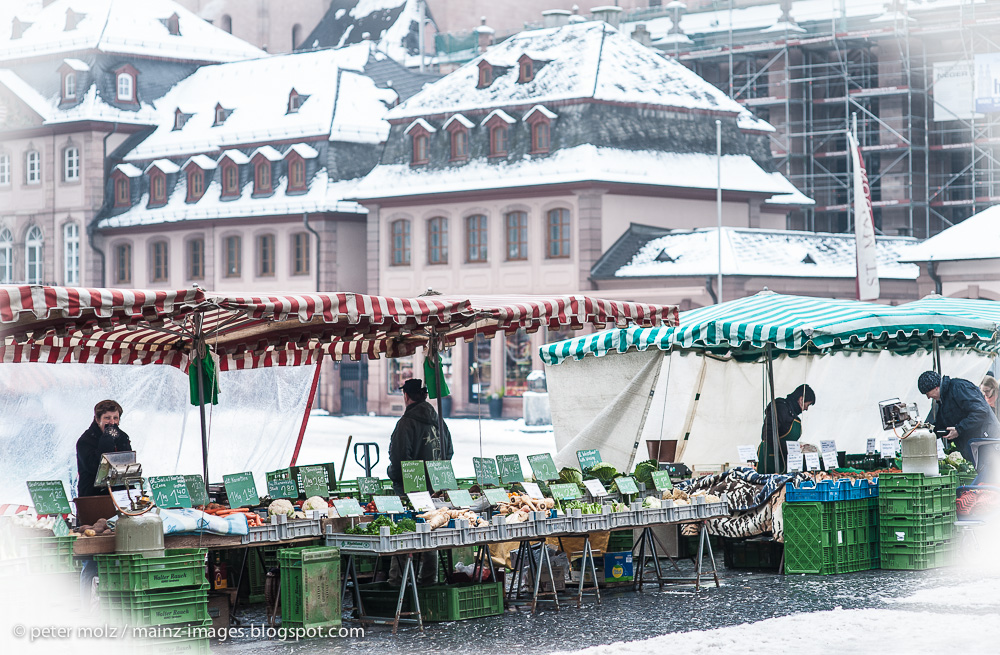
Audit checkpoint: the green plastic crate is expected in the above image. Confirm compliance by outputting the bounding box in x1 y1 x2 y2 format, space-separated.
278 546 341 630
880 539 954 570
95 549 207 593
878 512 956 546
357 582 503 622
136 635 211 655
878 470 957 492
879 486 955 516
608 530 634 553
722 538 783 570
783 502 877 575
100 583 210 627
18 536 78 574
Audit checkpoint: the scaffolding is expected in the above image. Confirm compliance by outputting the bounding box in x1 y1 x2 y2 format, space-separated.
662 0 1000 238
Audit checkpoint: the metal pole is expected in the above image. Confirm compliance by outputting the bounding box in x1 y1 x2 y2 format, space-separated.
716 119 723 304
194 313 210 486
418 0 426 73
765 344 781 473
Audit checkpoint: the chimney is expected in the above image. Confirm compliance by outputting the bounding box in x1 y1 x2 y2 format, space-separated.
631 23 651 46
542 9 572 28
474 16 494 52
591 5 622 28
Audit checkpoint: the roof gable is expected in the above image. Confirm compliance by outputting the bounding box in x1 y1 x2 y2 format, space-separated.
0 70 51 126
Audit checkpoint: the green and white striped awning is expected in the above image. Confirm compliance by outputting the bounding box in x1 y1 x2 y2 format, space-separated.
900 296 1000 325
540 291 1000 365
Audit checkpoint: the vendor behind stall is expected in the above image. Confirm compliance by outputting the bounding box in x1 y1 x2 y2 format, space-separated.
918 371 999 471
76 399 132 498
756 384 816 474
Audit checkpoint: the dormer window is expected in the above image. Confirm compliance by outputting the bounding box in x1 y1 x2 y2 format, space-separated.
63 72 76 100
404 119 436 166
524 105 557 155
444 114 473 162
254 160 271 193
173 108 188 131
287 154 306 192
114 64 138 104
149 169 167 205
518 55 535 83
482 110 515 158
65 8 84 31
12 17 28 40
287 89 308 114
113 176 130 208
166 13 180 36
58 59 88 104
213 103 231 126
221 160 239 197
477 61 493 89
186 167 205 202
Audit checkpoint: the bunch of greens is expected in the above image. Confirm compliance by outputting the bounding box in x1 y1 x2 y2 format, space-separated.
563 500 603 514
583 463 618 484
344 515 416 535
632 459 658 486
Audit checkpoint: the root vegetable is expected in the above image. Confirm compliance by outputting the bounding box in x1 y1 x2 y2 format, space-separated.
84 529 96 537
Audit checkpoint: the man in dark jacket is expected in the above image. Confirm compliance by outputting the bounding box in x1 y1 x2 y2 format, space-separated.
756 384 816 474
918 371 1000 470
387 379 454 493
386 379 453 586
76 399 133 498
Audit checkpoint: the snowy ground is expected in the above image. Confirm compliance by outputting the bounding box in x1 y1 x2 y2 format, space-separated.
296 414 556 481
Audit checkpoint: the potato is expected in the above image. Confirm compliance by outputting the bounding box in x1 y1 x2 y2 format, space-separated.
84 529 96 537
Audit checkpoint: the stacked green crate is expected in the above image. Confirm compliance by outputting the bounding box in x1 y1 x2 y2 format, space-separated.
278 546 341 631
784 498 879 575
95 549 210 647
18 535 79 574
877 471 956 570
607 530 634 553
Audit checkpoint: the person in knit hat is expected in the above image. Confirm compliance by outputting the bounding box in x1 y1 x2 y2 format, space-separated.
918 370 1000 469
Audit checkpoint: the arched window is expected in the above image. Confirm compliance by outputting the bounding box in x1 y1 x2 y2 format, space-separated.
63 72 76 100
63 222 79 285
477 61 493 88
287 156 306 192
25 225 43 284
531 121 550 153
489 125 508 157
115 243 131 284
465 214 487 262
149 170 167 205
0 228 12 283
450 128 468 161
390 219 410 266
63 145 80 181
116 71 134 102
114 175 130 207
220 14 232 34
427 217 448 264
546 208 571 258
150 240 169 282
518 56 534 83
253 160 272 194
187 167 205 202
412 133 429 165
221 161 239 197
25 149 41 184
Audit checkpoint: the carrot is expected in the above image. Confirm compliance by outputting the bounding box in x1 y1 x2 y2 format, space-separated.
216 509 250 516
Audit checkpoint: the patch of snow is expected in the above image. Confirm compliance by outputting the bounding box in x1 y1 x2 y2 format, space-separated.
443 113 474 129
350 0 406 19
523 105 558 121
219 149 250 165
250 145 283 162
480 108 516 125
898 204 1000 262
183 154 217 170
61 58 90 71
145 159 180 174
287 143 319 159
763 172 813 205
335 8 347 20
114 163 142 177
353 146 810 202
403 118 437 134
0 70 53 121
613 227 919 280
739 109 776 133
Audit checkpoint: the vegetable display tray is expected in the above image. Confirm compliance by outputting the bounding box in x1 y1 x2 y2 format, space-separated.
242 523 283 544
284 518 323 540
95 549 207 592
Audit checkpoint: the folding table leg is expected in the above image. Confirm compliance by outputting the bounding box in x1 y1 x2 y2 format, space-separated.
530 541 559 613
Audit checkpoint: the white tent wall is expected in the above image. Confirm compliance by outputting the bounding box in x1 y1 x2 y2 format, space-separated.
0 362 315 507
547 349 993 472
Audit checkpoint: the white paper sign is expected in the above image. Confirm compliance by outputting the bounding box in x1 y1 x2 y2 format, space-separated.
786 442 803 472
820 440 837 454
583 478 608 497
880 438 898 456
866 438 877 455
406 491 435 513
937 440 946 460
521 481 545 500
804 452 821 471
737 445 758 463
822 451 839 470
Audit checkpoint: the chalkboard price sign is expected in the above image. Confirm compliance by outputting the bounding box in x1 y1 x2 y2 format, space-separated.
483 488 511 506
357 477 382 497
148 475 192 508
473 457 500 487
425 461 458 492
577 449 602 470
373 495 406 514
299 466 329 499
496 455 524 484
222 472 259 508
651 470 673 492
53 517 70 537
332 498 364 517
446 489 474 508
27 481 71 516
401 461 427 493
527 454 559 481
267 471 298 500
614 477 639 495
549 483 581 501
183 475 210 507
407 491 435 512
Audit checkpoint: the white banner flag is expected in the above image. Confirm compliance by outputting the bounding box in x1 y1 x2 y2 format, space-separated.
848 131 880 301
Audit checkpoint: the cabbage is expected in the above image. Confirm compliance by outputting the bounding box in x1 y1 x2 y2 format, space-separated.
302 496 328 511
584 463 618 483
633 459 658 486
267 499 295 517
642 496 661 508
559 467 583 485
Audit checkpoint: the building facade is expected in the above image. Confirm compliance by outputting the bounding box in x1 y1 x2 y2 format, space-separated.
175 0 331 53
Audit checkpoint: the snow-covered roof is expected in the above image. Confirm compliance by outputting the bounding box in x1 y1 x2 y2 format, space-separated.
61 58 90 72
403 118 436 135
352 145 812 203
0 0 263 63
96 171 366 229
898 205 1000 263
114 163 142 178
523 105 558 121
480 109 516 126
250 146 283 162
219 150 250 165
443 114 474 130
123 46 396 161
0 69 52 121
287 143 320 159
145 159 179 174
609 226 919 280
301 0 423 66
387 21 763 122
183 154 218 171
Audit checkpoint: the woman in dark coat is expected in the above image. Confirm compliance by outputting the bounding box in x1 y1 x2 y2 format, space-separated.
756 384 816 474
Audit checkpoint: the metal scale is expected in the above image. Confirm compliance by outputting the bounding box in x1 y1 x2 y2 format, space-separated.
95 451 166 557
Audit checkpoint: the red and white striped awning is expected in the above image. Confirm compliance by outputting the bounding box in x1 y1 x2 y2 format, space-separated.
1 286 678 371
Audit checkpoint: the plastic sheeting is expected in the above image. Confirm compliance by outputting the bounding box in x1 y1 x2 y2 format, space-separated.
0 362 316 507
547 350 994 472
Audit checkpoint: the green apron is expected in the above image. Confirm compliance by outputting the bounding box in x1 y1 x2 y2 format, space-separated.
756 418 802 474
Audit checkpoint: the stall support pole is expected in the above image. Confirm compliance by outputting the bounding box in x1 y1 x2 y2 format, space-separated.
765 344 781 474
289 359 323 467
193 315 210 486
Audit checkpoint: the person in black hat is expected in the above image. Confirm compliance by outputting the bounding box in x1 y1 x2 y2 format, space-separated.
918 370 999 469
386 378 453 585
756 384 815 474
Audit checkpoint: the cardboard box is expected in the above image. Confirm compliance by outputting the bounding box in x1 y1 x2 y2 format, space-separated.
604 552 634 582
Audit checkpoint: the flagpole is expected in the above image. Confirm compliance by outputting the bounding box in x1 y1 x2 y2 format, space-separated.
852 112 858 300
716 119 723 304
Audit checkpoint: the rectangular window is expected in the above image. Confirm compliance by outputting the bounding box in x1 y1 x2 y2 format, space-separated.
490 126 507 157
0 154 9 185
63 223 79 285
292 232 310 275
64 73 76 99
469 335 492 402
465 214 488 262
531 122 550 153
26 151 41 184
115 244 131 284
257 234 275 277
288 159 306 190
505 211 527 260
0 240 11 284
450 129 468 160
224 235 241 277
388 356 414 395
63 147 79 181
151 241 168 282
114 178 130 206
504 328 532 398
546 208 570 258
391 220 410 266
187 238 204 280
428 217 448 264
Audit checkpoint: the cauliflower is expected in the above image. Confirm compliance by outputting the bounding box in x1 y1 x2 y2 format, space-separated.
946 451 965 467
302 496 328 512
642 496 661 509
267 499 295 517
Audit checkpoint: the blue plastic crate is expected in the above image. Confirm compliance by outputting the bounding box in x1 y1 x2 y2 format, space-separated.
786 478 875 503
